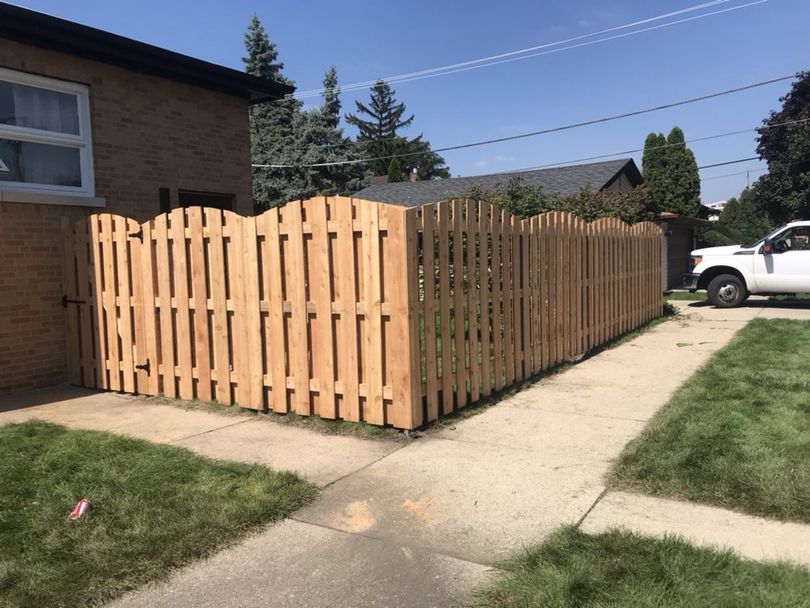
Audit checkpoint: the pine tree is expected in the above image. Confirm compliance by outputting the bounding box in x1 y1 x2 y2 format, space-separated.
321 66 341 130
243 16 306 208
642 132 667 209
242 16 288 82
346 79 449 179
296 67 367 196
387 157 402 182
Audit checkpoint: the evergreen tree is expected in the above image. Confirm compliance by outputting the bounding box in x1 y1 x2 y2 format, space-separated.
405 137 451 180
642 132 667 208
242 15 288 82
661 127 700 216
243 16 306 208
387 157 402 182
750 71 810 224
346 79 449 179
640 127 700 216
346 80 413 176
320 65 341 130
295 67 368 196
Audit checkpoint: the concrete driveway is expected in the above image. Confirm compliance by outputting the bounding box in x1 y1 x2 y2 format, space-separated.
2 298 808 607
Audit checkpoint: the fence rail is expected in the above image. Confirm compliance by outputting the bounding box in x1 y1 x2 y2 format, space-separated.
63 197 661 429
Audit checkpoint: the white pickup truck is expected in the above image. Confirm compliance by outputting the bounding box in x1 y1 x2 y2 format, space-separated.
684 220 810 307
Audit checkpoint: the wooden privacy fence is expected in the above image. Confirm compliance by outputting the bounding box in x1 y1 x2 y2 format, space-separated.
62 197 661 429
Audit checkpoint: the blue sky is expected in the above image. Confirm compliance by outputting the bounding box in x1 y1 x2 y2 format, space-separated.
13 0 808 202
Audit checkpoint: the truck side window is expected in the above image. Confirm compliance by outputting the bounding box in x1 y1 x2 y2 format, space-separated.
781 228 810 251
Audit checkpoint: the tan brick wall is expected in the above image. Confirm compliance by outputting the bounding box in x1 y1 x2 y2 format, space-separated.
0 39 256 393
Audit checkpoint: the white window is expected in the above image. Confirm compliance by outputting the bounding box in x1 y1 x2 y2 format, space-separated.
0 67 95 198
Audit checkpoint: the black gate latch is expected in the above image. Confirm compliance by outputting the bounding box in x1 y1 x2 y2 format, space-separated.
135 360 151 374
62 295 86 308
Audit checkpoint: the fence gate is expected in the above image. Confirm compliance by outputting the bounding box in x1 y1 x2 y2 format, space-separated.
61 202 419 428
63 214 149 394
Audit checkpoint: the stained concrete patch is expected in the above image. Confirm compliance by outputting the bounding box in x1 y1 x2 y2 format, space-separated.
109 519 493 608
176 419 401 487
296 437 605 564
581 491 810 566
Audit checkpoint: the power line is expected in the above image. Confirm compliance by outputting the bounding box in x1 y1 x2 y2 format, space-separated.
698 157 759 169
700 167 767 181
253 72 801 169
290 0 765 100
490 121 789 174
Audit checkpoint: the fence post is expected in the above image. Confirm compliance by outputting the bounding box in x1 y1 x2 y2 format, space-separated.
386 205 422 429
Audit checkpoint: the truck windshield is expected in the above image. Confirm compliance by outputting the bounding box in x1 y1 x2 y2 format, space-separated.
742 225 786 249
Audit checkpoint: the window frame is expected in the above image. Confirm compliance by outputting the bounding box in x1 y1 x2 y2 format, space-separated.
0 66 95 198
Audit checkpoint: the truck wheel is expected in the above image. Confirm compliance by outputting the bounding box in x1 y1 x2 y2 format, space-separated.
707 274 747 308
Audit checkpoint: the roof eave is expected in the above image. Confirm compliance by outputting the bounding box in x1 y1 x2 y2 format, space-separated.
0 2 294 102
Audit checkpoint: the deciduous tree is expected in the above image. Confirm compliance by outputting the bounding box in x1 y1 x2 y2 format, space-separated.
703 188 771 245
468 179 654 224
750 71 810 224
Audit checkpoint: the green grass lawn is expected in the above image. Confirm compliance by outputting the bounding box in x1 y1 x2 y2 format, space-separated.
664 290 707 301
0 421 316 608
474 527 810 608
611 318 810 522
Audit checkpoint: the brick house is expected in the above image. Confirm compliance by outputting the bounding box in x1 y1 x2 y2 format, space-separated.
0 3 291 393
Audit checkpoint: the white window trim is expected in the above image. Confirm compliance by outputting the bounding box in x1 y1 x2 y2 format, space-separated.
0 66 96 199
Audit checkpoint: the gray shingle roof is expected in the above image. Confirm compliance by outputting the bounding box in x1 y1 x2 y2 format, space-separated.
353 158 642 207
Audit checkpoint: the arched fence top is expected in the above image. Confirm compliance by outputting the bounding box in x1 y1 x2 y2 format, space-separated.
72 195 662 241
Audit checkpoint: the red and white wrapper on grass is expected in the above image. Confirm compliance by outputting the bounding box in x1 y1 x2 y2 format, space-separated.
68 498 92 520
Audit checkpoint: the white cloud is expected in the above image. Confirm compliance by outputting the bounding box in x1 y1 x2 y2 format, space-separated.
474 160 489 168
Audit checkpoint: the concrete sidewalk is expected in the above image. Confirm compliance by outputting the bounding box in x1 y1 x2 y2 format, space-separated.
581 491 810 565
2 299 808 606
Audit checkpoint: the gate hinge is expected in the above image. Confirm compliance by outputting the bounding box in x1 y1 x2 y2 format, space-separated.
135 359 151 375
62 295 87 308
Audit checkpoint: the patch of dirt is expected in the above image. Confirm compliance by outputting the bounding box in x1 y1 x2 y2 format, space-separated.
337 500 376 533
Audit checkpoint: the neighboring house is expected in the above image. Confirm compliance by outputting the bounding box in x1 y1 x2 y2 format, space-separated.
0 3 291 393
354 157 708 292
699 200 726 222
353 158 644 206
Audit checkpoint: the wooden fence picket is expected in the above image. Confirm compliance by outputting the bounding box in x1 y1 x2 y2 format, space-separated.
186 207 211 402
